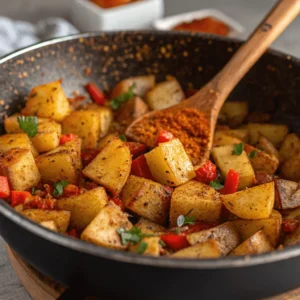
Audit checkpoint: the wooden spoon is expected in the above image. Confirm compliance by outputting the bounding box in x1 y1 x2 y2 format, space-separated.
126 0 300 166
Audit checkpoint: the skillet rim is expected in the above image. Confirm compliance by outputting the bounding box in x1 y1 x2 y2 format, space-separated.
1 31 300 270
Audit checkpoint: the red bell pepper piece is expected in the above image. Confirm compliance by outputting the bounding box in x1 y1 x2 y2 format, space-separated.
67 229 80 238
220 169 240 195
195 160 217 184
282 219 300 234
11 191 31 207
126 142 147 159
160 234 190 251
155 130 174 146
111 197 125 211
184 221 219 234
0 176 10 198
81 149 100 166
131 155 154 180
24 196 57 210
60 134 77 145
85 82 106 105
62 184 81 198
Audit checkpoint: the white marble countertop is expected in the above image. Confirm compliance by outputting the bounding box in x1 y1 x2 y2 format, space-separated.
0 0 299 299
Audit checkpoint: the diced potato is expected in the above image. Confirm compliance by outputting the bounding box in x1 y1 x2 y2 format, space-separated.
169 180 222 227
257 135 280 161
281 153 300 182
83 138 131 195
244 144 279 175
121 175 172 225
35 139 82 184
230 230 273 256
231 210 282 247
21 209 70 233
22 80 70 122
97 134 118 151
111 75 155 98
135 218 167 235
220 129 249 143
213 132 242 147
40 220 58 231
57 187 108 230
279 133 300 161
171 239 221 259
212 144 255 190
220 101 248 127
81 202 132 250
4 114 23 133
221 182 275 220
282 207 300 220
275 179 300 210
129 237 160 256
14 204 24 212
0 133 38 157
31 119 61 152
145 139 195 187
248 123 288 147
246 112 271 123
146 77 184 110
0 148 41 191
284 226 300 247
62 107 112 149
186 222 240 256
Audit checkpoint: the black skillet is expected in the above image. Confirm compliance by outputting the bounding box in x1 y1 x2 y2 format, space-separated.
1 31 300 300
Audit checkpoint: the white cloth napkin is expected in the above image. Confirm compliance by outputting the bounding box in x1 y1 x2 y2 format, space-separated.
0 17 79 57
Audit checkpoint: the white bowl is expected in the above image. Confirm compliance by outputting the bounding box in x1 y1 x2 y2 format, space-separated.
71 0 165 32
153 9 244 38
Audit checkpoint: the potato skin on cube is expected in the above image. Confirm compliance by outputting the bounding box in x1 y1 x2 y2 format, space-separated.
220 101 248 127
121 175 172 225
169 180 222 227
212 144 255 190
280 153 300 182
83 138 131 195
274 179 300 210
22 80 70 122
81 202 132 250
57 187 108 230
279 133 300 160
0 148 41 191
145 139 195 186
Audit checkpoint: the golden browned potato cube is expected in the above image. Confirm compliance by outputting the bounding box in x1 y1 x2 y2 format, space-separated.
40 220 58 231
257 135 280 161
171 239 221 259
21 209 70 233
111 75 155 98
244 144 279 175
220 101 248 127
275 179 300 210
213 132 242 147
97 134 118 151
0 148 40 191
230 230 273 256
0 133 38 157
83 138 131 195
281 153 300 182
4 114 23 133
279 133 300 161
169 180 222 227
135 218 167 235
121 175 172 225
146 77 185 110
282 207 300 220
57 187 108 230
129 237 160 256
212 144 255 190
81 202 132 250
221 182 275 220
231 210 282 247
248 123 289 147
219 129 249 143
145 139 195 187
186 222 240 256
22 80 70 122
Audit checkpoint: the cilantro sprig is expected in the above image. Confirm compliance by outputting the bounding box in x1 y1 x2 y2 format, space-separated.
136 241 148 254
53 180 68 197
209 179 224 190
110 83 136 110
17 116 38 137
232 143 244 156
119 134 127 142
249 150 258 158
177 209 196 227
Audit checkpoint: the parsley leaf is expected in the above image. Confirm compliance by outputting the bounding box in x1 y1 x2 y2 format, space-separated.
249 150 258 158
159 240 166 247
110 83 136 110
232 143 244 156
136 241 148 254
17 116 38 137
119 134 127 142
117 226 154 246
53 180 68 197
177 209 196 227
209 179 224 190
31 187 36 195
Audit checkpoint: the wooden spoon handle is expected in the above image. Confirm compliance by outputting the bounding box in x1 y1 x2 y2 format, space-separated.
211 0 300 103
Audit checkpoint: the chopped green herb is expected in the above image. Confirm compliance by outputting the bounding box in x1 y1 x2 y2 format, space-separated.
31 187 36 195
177 209 196 227
110 83 136 110
117 226 154 246
53 180 68 197
136 241 148 254
159 240 166 247
232 142 244 156
17 116 38 137
119 134 127 142
249 150 258 158
209 179 224 190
